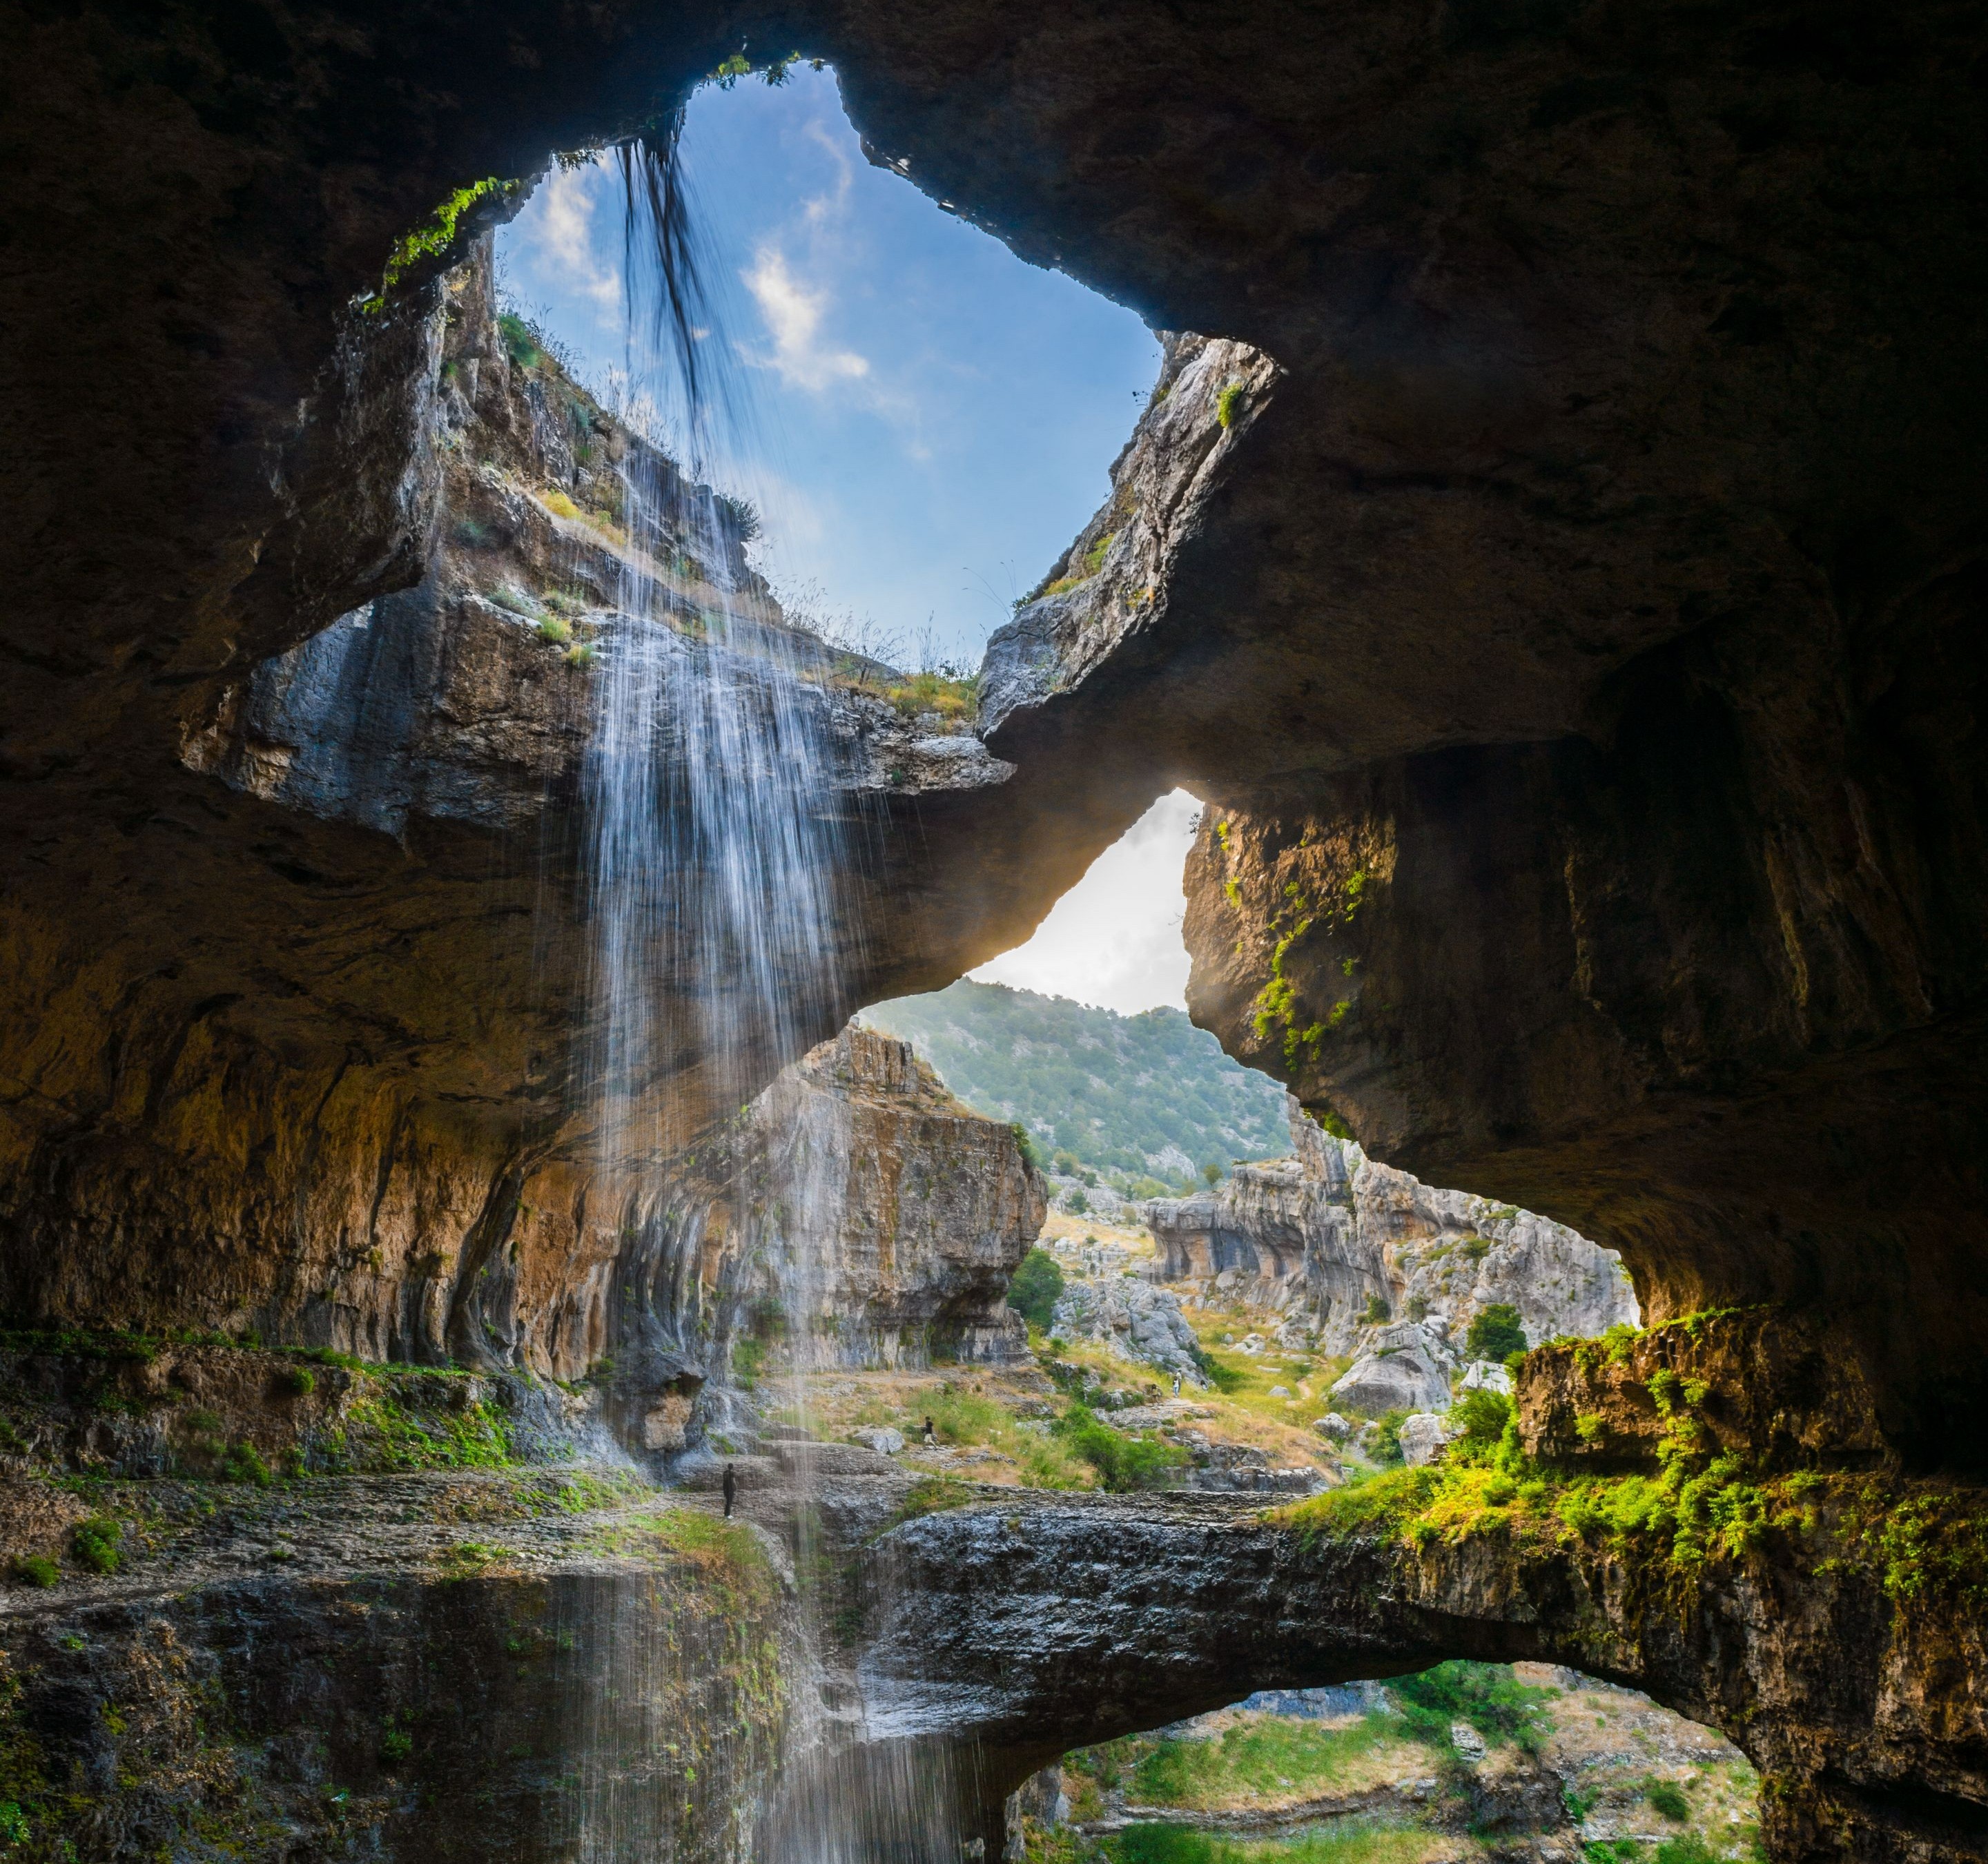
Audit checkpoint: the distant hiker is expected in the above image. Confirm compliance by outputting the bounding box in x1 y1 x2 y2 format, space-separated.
1171 1373 1182 1398
922 1417 937 1448
722 1462 737 1519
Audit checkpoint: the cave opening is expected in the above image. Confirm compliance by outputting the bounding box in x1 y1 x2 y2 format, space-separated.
1010 1664 1764 1864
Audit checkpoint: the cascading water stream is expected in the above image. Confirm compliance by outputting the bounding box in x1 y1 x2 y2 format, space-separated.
582 449 846 1162
558 120 983 1864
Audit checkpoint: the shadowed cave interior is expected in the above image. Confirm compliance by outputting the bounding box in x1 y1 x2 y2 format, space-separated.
1 2 1985 1861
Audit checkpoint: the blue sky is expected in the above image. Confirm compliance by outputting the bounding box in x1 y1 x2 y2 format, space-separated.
496 64 1161 667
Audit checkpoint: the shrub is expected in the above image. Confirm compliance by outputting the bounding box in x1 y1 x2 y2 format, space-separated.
1361 1294 1391 1325
1200 1161 1223 1185
280 1366 316 1397
1369 1409 1408 1466
1450 1387 1513 1450
1008 1249 1065 1331
1066 1190 1090 1214
1647 1780 1690 1821
1467 1303 1528 1361
536 615 572 645
12 1555 58 1589
564 643 595 668
1390 1660 1555 1756
713 492 762 543
1654 1836 1719 1864
1057 1406 1189 1493
221 1441 274 1487
1192 1344 1245 1394
72 1516 121 1575
1117 1826 1214 1864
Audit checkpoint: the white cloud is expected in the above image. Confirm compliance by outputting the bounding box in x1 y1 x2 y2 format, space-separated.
740 246 871 391
971 790 1202 1014
511 164 621 315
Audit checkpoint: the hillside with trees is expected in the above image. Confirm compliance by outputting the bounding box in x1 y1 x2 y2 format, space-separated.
861 981 1290 1196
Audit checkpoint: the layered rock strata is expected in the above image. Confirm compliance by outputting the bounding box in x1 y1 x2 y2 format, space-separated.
0 1336 792 1863
854 1316 1988 1864
663 1026 1045 1404
1144 1102 1638 1413
0 231 1129 1400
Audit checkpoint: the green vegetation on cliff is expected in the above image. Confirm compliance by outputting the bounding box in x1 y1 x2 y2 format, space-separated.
861 981 1289 1189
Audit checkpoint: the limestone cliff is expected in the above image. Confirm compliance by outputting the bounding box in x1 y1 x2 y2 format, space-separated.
1144 1100 1637 1413
0 238 1044 1418
630 1027 1044 1449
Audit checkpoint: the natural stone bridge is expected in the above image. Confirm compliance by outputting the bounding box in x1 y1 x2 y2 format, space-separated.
832 1484 1987 1864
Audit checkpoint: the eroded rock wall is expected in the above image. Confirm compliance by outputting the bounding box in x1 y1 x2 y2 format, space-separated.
855 1316 1988 1864
660 1027 1045 1389
1145 1102 1637 1368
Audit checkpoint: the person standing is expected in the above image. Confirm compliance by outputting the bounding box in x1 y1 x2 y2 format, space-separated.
722 1462 737 1519
922 1417 937 1448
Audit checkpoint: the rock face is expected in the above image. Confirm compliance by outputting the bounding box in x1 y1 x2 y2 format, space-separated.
856 1323 1988 1864
1049 1278 1205 1387
676 1026 1046 1387
1145 1101 1638 1414
0 240 1075 1430
6 0 1987 1470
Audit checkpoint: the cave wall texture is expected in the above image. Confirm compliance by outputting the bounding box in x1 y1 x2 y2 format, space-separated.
2 0 1985 1621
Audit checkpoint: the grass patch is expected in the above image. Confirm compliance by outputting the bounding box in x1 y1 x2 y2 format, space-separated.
883 1477 979 1530
1390 1660 1556 1756
1128 1714 1399 1809
1112 1823 1454 1864
885 668 978 721
585 1506 775 1609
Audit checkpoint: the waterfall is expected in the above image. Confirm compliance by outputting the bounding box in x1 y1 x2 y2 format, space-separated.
563 119 984 1864
582 449 846 1164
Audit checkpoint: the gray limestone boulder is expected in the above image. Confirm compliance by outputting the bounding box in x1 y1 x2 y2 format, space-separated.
1329 1321 1456 1415
1399 1412 1457 1466
1051 1277 1207 1386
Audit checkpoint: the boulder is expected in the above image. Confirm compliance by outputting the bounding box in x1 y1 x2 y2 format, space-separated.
1460 1361 1512 1396
1050 1278 1207 1385
1329 1326 1453 1415
849 1426 906 1455
1399 1412 1456 1467
1312 1413 1353 1439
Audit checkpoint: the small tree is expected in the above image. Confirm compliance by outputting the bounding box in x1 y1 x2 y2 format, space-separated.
1200 1161 1223 1186
1466 1302 1528 1361
1007 1248 1065 1330
1066 1189 1089 1214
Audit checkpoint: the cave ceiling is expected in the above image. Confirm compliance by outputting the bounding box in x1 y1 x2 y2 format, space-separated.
3 0 1985 1451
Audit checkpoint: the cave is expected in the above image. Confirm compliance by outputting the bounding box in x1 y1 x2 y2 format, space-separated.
3 0 1986 1859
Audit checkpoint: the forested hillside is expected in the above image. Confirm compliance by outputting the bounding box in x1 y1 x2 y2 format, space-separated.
861 981 1290 1194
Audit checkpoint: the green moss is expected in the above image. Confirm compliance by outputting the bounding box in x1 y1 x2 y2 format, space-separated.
219 1442 273 1487
71 1515 121 1575
362 177 522 313
322 1389 515 1474
1216 382 1247 429
10 1557 56 1589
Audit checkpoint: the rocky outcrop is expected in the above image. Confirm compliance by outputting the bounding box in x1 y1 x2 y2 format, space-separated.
855 1327 1988 1864
1048 1278 1205 1386
0 239 1066 1406
677 1027 1045 1390
1146 1102 1637 1408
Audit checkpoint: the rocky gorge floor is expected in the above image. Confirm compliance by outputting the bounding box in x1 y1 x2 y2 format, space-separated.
1019 1664 1762 1864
